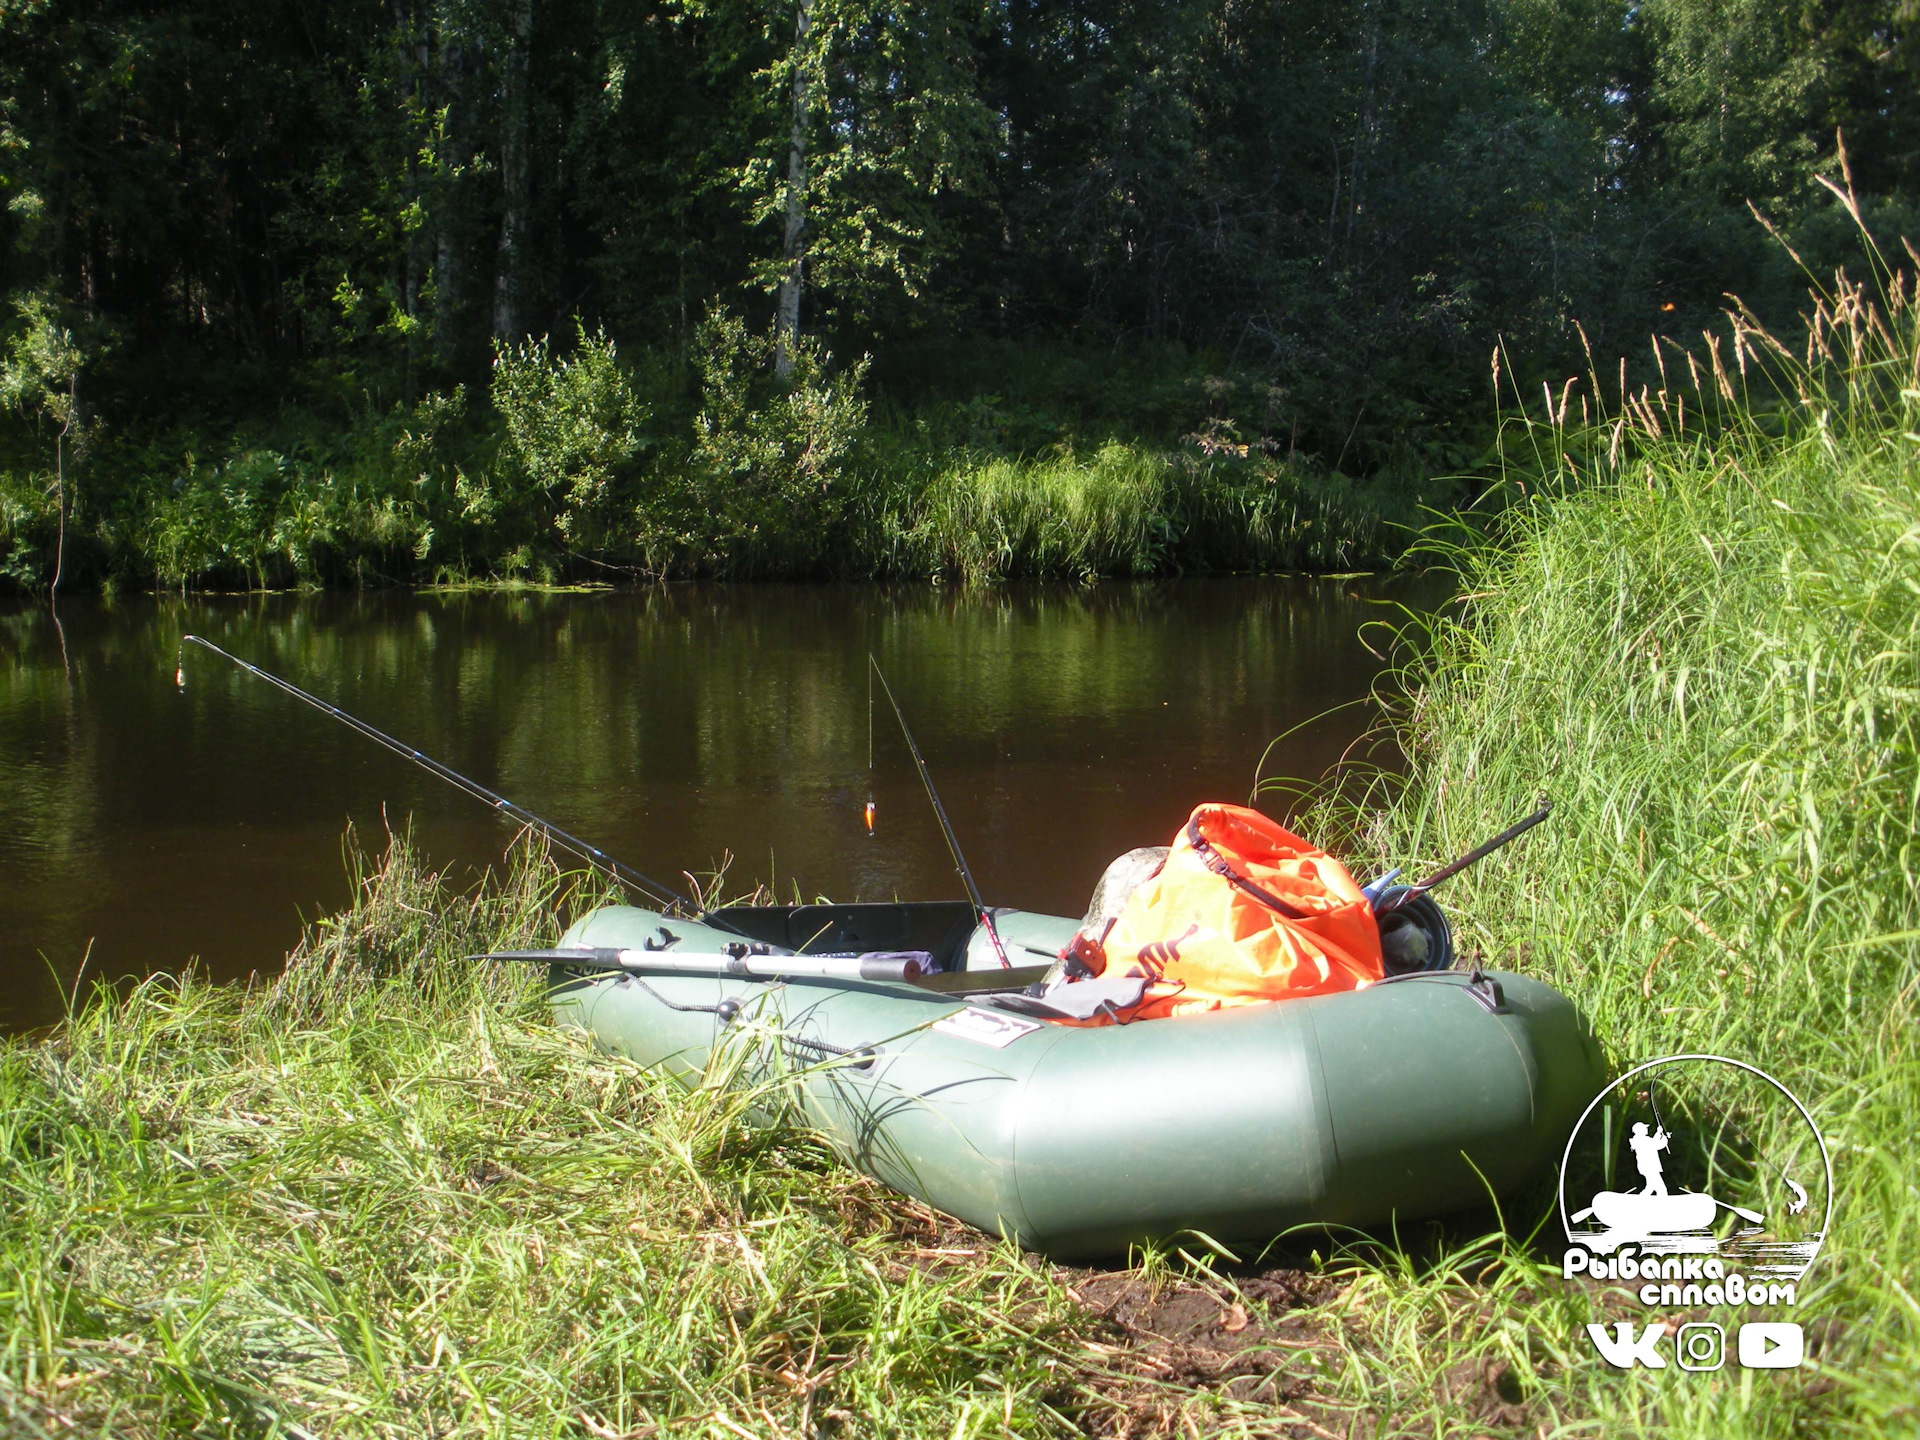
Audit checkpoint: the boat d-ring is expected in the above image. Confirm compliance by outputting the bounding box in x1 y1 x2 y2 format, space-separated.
1464 970 1507 1015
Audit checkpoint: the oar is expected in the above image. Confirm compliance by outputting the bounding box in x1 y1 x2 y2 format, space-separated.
1710 1194 1767 1225
479 947 1054 994
479 947 930 983
1569 1193 1765 1225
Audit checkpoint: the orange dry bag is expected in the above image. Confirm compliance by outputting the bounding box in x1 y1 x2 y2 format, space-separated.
1099 803 1384 1019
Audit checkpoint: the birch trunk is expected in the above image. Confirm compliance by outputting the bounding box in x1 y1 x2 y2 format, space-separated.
774 0 812 379
51 378 73 597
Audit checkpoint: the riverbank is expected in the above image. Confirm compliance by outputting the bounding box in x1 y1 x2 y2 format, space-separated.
0 336 1439 594
0 832 1389 1437
6 268 1916 1434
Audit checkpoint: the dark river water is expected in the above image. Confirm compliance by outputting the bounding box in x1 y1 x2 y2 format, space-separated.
0 579 1427 1032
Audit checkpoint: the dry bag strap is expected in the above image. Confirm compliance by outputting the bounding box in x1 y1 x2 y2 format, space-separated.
1185 815 1310 920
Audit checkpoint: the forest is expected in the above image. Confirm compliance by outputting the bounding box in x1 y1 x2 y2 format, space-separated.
1 0 1915 587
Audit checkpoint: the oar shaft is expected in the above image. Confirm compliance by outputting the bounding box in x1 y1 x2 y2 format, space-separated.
481 947 928 983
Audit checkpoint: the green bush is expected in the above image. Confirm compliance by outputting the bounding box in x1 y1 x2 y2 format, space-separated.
691 308 872 576
488 326 655 560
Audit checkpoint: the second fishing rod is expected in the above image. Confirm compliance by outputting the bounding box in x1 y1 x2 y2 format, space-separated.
176 634 748 934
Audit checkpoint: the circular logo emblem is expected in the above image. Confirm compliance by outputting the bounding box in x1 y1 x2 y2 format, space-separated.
1559 1055 1830 1284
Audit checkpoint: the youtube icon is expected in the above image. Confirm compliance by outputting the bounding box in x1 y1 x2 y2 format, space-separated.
1738 1322 1804 1369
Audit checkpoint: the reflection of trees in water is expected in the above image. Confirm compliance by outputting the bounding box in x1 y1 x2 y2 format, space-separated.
1 579 1406 1028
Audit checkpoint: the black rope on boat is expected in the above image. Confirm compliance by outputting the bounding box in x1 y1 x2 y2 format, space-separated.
780 1034 878 1070
610 975 874 1068
616 974 742 1021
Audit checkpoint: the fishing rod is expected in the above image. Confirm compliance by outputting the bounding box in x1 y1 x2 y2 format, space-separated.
1645 1074 1766 1224
1374 799 1554 916
868 654 1012 969
175 634 740 929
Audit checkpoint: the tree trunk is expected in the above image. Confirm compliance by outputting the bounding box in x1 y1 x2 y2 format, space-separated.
402 0 429 393
434 11 469 366
774 0 812 379
1346 19 1378 260
493 0 534 343
51 378 73 597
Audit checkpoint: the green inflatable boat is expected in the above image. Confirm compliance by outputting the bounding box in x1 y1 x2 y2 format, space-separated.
517 898 1604 1259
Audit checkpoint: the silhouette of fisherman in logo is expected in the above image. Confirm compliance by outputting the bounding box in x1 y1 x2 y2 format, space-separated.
1628 1121 1670 1197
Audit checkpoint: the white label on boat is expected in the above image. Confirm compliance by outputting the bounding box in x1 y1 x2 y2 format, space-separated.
932 1007 1044 1048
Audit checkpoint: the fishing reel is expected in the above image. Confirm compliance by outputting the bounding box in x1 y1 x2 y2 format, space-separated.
1370 886 1455 975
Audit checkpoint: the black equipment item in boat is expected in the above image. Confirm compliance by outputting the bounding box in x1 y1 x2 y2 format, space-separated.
1375 800 1554 916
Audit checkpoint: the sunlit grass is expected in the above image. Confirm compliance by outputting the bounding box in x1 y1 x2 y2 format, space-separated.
1273 201 1920 1434
0 833 1087 1437
902 442 1392 582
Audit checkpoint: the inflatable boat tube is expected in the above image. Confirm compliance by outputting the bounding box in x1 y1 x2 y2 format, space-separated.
545 901 1604 1259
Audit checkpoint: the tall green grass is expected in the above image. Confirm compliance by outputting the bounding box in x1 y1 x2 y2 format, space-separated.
900 443 1397 583
1278 213 1920 1433
0 831 1089 1437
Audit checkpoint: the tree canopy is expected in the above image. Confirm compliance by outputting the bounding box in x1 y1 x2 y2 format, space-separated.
1 0 1914 585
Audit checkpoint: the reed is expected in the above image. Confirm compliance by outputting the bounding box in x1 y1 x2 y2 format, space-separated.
1276 200 1920 1434
900 443 1396 583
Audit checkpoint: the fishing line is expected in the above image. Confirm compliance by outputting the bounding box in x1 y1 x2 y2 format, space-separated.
865 648 876 836
175 634 735 927
1646 1074 1795 1220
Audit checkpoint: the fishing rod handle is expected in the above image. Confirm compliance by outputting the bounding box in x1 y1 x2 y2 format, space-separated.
1377 800 1555 916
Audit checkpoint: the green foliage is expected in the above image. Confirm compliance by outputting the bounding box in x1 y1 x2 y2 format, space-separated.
489 327 655 555
691 307 873 573
0 292 82 431
1 0 1915 588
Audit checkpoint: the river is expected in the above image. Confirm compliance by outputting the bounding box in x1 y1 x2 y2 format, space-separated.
0 578 1426 1032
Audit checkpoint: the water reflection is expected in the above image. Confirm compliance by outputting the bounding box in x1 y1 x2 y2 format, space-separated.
0 580 1423 1031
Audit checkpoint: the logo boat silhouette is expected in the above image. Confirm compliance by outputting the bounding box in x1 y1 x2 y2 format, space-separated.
1573 1190 1721 1235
